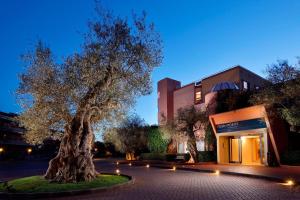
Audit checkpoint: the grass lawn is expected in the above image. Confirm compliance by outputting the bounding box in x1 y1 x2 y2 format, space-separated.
0 174 129 193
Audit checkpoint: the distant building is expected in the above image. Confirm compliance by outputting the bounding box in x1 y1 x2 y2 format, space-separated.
157 65 287 166
0 111 31 159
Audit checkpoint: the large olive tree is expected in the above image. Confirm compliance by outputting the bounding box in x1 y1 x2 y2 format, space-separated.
17 10 162 183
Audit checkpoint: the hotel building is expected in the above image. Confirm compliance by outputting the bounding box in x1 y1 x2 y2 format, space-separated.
157 65 288 166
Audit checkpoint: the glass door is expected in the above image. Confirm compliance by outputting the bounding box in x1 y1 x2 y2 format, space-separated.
229 138 241 163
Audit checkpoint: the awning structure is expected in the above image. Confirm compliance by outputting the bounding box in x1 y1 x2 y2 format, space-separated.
209 105 281 164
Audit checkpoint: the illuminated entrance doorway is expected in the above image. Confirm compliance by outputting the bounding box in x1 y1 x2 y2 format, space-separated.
209 105 284 166
228 135 264 165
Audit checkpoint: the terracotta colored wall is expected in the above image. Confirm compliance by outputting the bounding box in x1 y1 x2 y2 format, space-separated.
201 66 267 100
173 83 195 117
157 78 181 124
201 67 240 100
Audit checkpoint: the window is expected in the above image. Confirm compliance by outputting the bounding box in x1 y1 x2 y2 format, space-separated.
195 91 201 103
243 81 249 90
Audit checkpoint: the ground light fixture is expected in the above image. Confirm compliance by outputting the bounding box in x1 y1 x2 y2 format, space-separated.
215 170 220 175
146 164 150 168
116 169 120 175
172 166 176 171
27 148 32 154
284 179 295 186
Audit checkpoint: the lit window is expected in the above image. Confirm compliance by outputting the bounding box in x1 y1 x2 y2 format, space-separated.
243 81 248 90
195 91 201 102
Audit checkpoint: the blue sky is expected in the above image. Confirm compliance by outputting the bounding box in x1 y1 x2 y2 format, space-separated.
1 0 300 125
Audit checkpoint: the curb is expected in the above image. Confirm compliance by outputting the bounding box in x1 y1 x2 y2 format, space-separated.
120 161 299 186
0 173 134 199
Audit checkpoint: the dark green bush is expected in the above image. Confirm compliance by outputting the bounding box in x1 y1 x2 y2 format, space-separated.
165 153 177 161
197 151 216 162
165 153 190 162
281 150 300 165
140 153 166 160
147 127 168 153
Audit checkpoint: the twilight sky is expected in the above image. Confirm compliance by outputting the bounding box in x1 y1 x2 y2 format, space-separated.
1 0 300 125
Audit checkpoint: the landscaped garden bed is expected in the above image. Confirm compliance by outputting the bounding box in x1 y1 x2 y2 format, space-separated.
0 173 132 199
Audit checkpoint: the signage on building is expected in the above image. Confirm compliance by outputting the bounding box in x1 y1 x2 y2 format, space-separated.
216 118 267 133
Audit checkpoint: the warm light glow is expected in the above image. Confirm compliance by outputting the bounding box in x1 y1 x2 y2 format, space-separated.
27 148 32 153
215 170 220 175
129 163 132 166
0 147 3 153
94 148 98 151
172 166 176 171
146 164 150 168
116 169 120 174
286 180 294 186
116 161 119 165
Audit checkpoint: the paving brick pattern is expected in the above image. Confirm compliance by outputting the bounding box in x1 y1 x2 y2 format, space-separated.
1 160 299 200
51 165 300 200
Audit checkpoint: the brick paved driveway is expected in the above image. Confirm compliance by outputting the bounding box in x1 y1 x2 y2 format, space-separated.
1 159 300 200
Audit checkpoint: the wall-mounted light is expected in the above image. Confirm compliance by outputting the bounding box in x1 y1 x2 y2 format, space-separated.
0 147 4 153
128 163 132 166
146 164 150 168
172 166 176 171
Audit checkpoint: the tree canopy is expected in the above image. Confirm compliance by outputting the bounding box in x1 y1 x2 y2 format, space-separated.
251 59 300 130
17 11 162 144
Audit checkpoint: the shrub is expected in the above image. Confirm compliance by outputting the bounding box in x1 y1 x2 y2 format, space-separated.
165 153 177 161
140 153 165 160
197 151 216 162
281 150 300 165
165 153 190 162
147 127 169 153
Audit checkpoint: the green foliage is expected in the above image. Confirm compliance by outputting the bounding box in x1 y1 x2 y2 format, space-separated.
281 150 300 166
140 153 166 160
204 124 216 151
175 106 208 163
0 175 129 193
165 153 190 162
197 151 216 162
147 127 169 153
17 6 163 144
103 114 148 154
251 59 300 128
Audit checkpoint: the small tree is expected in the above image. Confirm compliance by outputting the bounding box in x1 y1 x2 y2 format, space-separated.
103 115 148 160
17 7 162 182
175 106 208 163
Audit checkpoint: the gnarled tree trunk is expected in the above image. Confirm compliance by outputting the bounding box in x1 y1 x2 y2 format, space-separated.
44 109 98 183
187 138 198 163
